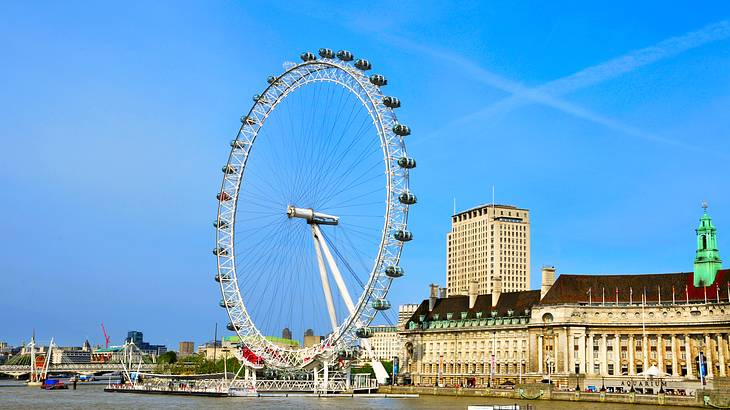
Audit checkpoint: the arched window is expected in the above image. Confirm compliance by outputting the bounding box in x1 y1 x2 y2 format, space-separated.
702 235 707 250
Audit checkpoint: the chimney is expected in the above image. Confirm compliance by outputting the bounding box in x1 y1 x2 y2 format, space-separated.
541 266 556 300
492 277 502 308
429 283 438 311
439 287 447 298
468 280 478 309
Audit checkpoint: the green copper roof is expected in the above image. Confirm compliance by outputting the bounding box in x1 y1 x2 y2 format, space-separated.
694 204 722 287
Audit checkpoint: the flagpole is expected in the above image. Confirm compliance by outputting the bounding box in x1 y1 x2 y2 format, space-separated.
672 285 675 305
641 289 647 381
630 287 633 305
588 287 592 305
658 285 661 305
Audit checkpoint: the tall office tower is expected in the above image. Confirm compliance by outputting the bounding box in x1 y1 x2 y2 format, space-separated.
446 204 530 296
398 304 419 327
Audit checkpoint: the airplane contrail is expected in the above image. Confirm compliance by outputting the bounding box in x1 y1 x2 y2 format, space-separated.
453 20 730 124
386 21 729 157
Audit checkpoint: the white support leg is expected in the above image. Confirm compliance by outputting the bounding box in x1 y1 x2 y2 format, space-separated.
312 224 356 314
311 225 338 332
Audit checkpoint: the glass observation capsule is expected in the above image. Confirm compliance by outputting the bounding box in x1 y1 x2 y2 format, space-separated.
213 220 229 229
230 140 248 149
214 272 232 282
355 327 374 338
336 50 353 61
318 48 334 59
385 265 405 278
371 299 391 311
398 191 417 205
267 75 277 84
397 156 416 169
219 299 228 308
382 96 401 108
240 115 257 125
227 322 240 331
354 59 372 70
213 247 229 256
392 124 411 136
394 230 413 242
369 74 387 86
222 165 238 175
217 191 232 201
252 94 270 104
300 51 317 62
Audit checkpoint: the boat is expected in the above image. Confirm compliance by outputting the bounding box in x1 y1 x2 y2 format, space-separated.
41 379 68 390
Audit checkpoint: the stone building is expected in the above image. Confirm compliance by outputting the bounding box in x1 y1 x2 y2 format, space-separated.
402 206 730 393
447 204 530 296
403 280 540 387
368 325 405 361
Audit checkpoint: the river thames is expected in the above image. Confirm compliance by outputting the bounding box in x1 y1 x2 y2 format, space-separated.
0 383 701 409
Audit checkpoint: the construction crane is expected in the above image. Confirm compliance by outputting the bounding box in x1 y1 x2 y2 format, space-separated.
101 323 111 348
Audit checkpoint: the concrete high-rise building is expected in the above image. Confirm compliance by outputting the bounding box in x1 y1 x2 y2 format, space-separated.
398 304 418 328
178 341 194 357
447 204 530 296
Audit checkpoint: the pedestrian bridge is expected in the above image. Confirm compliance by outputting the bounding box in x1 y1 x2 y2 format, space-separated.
0 363 155 377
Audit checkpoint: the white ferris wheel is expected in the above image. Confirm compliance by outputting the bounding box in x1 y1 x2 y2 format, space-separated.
214 49 416 372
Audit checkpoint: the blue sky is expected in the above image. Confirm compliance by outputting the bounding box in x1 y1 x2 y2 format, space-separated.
1 1 729 348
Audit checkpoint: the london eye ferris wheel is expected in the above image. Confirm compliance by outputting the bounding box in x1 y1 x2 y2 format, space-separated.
213 48 416 371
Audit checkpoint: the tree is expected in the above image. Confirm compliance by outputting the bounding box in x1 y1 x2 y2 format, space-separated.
157 351 177 364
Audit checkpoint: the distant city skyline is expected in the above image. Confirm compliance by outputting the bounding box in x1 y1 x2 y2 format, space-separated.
1 1 729 346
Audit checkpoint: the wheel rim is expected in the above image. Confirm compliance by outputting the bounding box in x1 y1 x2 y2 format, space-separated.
214 52 413 370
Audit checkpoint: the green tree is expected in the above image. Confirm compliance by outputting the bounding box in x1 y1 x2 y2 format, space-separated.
157 351 177 364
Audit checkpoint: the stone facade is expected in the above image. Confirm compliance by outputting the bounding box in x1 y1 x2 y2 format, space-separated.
447 204 530 296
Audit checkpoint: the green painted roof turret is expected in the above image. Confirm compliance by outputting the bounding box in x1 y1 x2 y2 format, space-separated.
693 201 722 287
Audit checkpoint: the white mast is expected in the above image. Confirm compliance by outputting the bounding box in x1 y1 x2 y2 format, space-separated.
29 333 36 383
42 338 54 381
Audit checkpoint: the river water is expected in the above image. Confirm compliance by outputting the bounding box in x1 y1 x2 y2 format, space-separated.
0 383 701 409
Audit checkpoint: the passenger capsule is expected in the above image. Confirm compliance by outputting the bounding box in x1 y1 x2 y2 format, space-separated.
213 220 229 229
219 299 228 308
213 247 229 256
252 94 270 104
371 299 391 311
217 191 232 201
385 266 405 278
215 272 232 282
355 327 374 338
397 156 416 169
300 51 317 62
267 75 277 84
399 191 417 205
392 124 411 136
354 59 372 71
227 322 241 331
394 230 413 242
336 50 354 61
369 74 387 86
230 139 248 149
222 165 238 175
382 96 401 108
318 48 334 59
240 115 257 126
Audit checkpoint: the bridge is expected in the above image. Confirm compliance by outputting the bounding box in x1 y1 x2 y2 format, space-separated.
0 363 155 377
